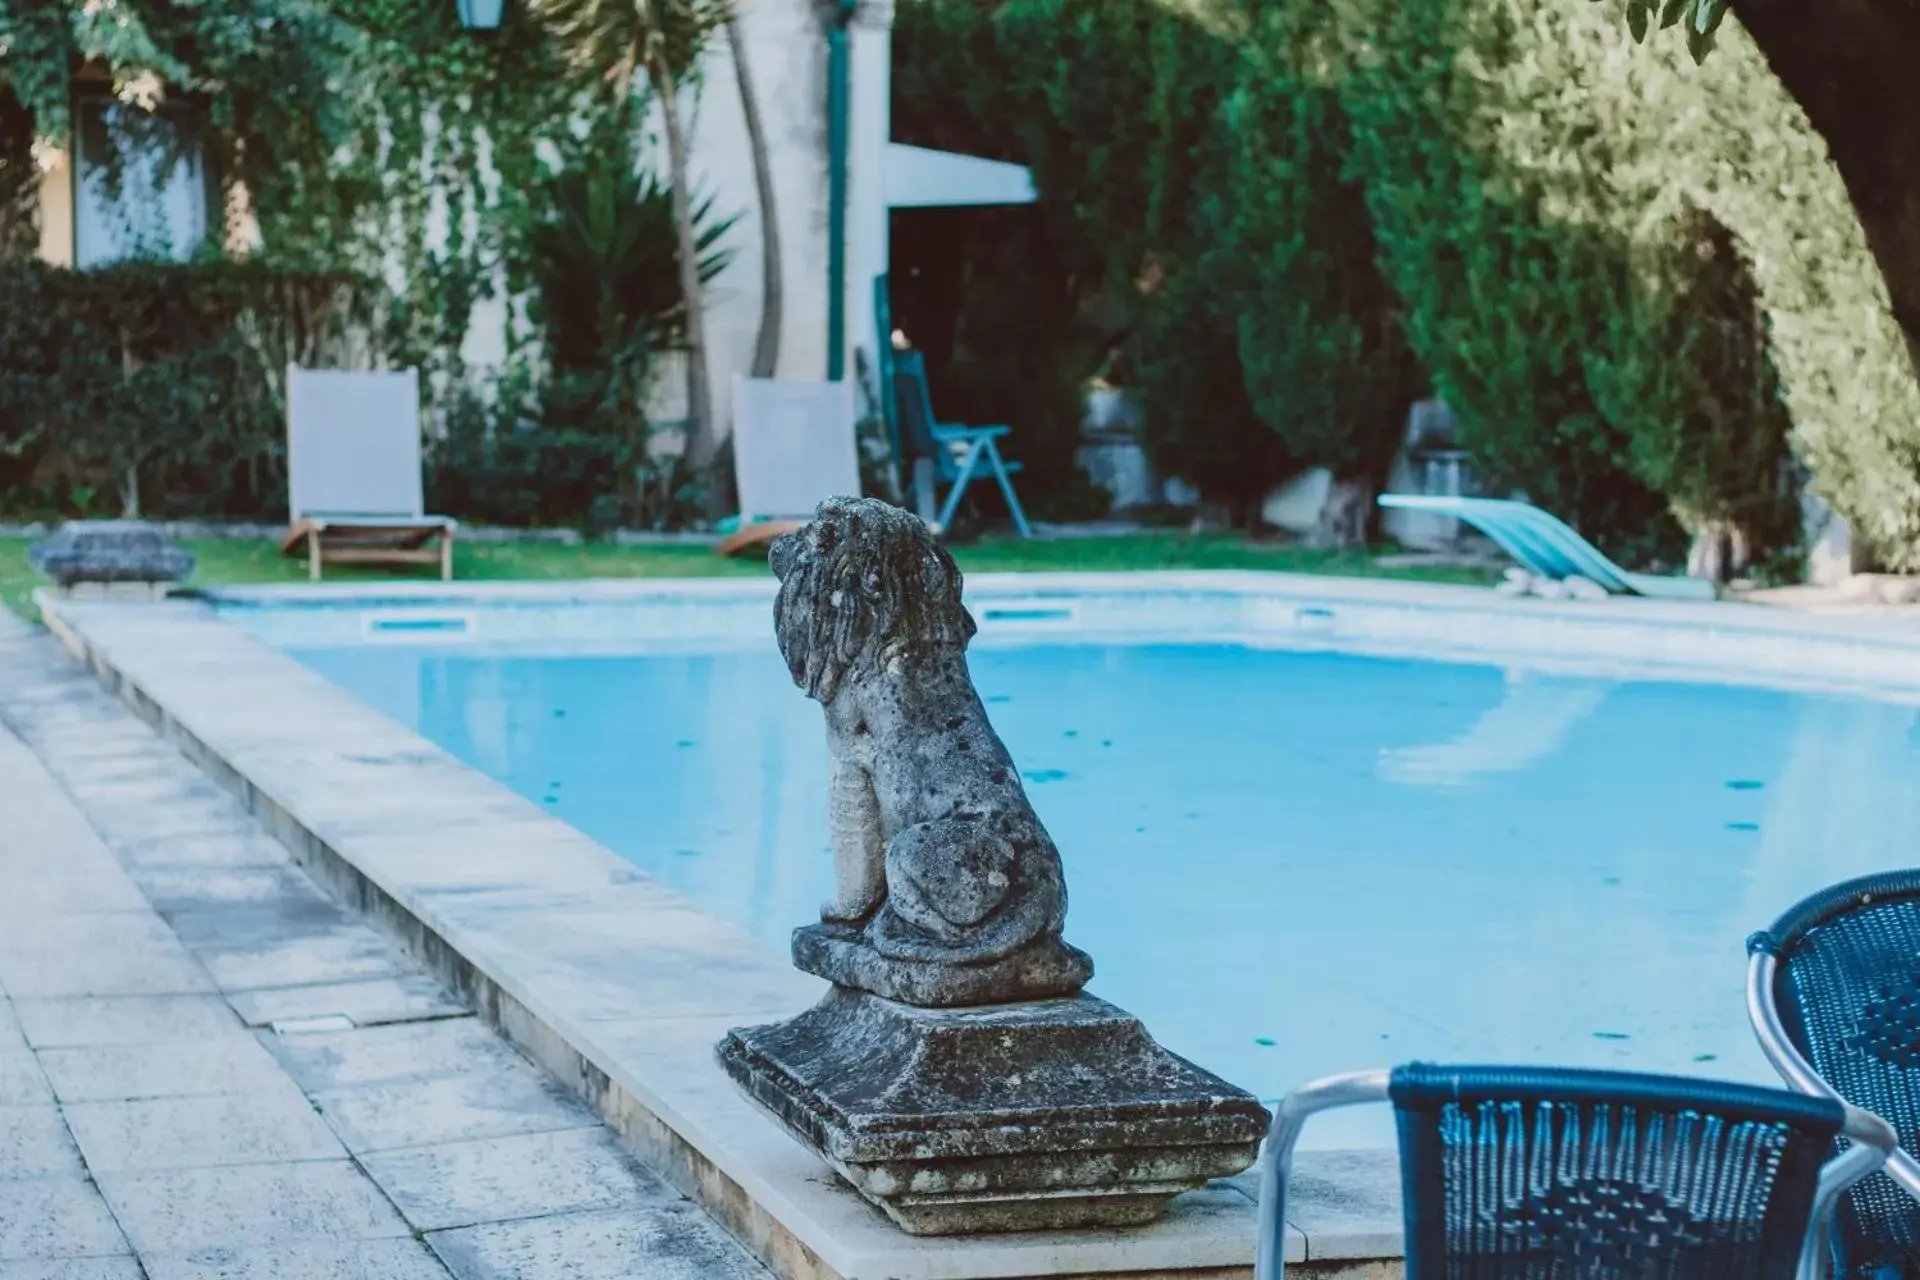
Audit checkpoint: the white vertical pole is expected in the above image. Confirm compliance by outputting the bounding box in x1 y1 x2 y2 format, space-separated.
848 1 894 387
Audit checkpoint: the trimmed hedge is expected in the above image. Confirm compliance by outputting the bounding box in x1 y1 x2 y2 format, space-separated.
893 0 1920 569
0 259 375 520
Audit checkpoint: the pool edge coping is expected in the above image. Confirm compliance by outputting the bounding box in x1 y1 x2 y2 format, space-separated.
204 570 1920 707
37 589 1407 1280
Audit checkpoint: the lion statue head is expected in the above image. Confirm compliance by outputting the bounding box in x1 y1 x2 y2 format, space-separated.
770 497 976 704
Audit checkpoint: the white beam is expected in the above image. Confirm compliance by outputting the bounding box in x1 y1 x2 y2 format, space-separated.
885 143 1036 209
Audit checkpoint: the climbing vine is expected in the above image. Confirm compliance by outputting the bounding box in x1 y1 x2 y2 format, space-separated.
0 0 632 387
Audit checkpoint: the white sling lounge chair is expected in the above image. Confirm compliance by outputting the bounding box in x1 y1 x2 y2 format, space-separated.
717 375 861 557
281 367 456 581
1379 494 1715 600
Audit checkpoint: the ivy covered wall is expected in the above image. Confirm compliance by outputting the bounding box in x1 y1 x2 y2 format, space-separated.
0 0 866 528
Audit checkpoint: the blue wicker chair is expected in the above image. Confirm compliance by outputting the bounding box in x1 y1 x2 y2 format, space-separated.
1255 1063 1895 1280
1751 871 1920 1279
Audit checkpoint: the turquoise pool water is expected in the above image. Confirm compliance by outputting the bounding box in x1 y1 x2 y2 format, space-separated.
274 620 1920 1149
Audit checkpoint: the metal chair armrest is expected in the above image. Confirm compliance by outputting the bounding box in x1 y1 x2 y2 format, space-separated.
933 424 1010 440
1802 1107 1900 1280
1254 1070 1392 1280
1749 951 1844 1102
1751 949 1920 1280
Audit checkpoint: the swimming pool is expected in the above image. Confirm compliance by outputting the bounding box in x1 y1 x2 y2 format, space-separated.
218 578 1920 1149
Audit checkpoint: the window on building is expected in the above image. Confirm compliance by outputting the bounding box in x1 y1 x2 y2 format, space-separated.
73 98 211 268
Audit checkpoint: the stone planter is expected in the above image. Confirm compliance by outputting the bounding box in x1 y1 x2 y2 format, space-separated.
28 521 194 590
1076 387 1161 511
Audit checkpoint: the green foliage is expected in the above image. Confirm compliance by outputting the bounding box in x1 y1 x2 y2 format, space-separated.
0 87 37 260
1576 3 1920 569
529 137 735 381
1604 0 1730 62
1225 4 1415 487
527 0 734 88
1586 209 1795 559
896 0 1920 568
525 0 738 456
1337 0 1679 555
427 392 629 533
0 0 747 531
1435 0 1920 566
1132 254 1295 522
0 0 634 386
0 259 375 519
932 208 1102 511
525 125 734 527
892 0 1305 515
890 0 1026 163
985 0 1240 285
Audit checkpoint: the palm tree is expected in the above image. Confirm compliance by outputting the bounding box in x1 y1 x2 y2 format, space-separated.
532 0 733 460
726 14 781 378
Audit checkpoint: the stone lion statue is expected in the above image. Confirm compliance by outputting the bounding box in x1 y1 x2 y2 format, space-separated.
770 497 1093 1007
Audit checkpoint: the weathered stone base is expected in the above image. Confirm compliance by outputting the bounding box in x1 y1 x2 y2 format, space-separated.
717 987 1269 1235
28 520 194 588
792 920 1094 1007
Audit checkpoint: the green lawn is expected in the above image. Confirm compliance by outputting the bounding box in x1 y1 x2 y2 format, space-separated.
0 532 1495 621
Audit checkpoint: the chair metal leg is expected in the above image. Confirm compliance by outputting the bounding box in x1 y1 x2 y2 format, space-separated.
912 459 937 524
936 442 985 534
440 530 454 581
984 440 1033 538
308 531 322 582
1255 1070 1393 1280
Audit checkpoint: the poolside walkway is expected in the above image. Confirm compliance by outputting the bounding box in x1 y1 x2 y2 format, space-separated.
0 613 768 1280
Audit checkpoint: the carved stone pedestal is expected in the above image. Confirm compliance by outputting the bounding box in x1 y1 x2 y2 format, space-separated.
718 987 1269 1235
792 920 1093 1007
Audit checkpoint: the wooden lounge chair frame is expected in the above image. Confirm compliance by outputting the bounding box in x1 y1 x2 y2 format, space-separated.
280 517 456 582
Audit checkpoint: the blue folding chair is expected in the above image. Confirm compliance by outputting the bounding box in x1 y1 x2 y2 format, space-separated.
1751 871 1920 1279
1256 1063 1895 1280
890 350 1033 539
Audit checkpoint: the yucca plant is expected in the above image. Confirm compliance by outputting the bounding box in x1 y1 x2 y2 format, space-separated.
528 138 735 526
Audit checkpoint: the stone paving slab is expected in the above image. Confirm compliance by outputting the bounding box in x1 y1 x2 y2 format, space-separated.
262 1017 528 1092
0 1176 130 1260
1261 1150 1404 1261
130 865 327 913
312 1065 600 1156
225 975 469 1029
164 899 360 950
428 1204 776 1280
0 1103 85 1177
0 614 774 1280
0 866 151 916
0 911 179 954
37 1037 290 1103
0 1048 51 1107
363 1126 677 1232
98 1161 416 1255
0 1260 145 1280
193 928 404 992
65 1077 347 1171
141 1240 453 1280
112 828 294 871
11 994 244 1048
0 938 216 998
